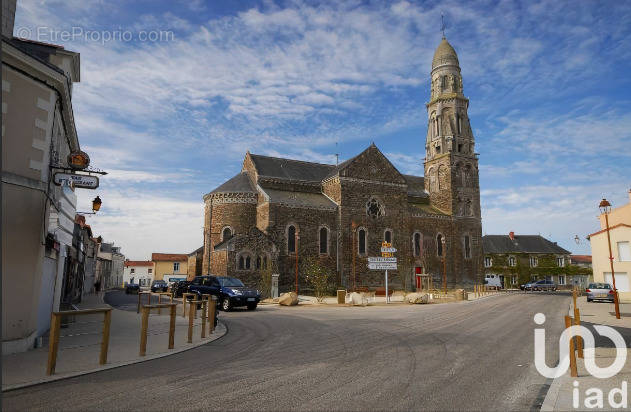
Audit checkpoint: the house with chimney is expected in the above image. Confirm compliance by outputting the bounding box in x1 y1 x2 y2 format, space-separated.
481 232 586 289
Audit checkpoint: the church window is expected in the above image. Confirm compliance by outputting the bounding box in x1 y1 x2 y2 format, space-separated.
358 228 367 255
437 234 444 257
384 229 392 244
319 227 329 254
465 199 472 216
245 256 251 270
463 235 471 259
366 197 384 219
222 227 233 241
435 145 441 154
263 255 268 269
413 232 422 257
256 256 261 269
287 225 297 254
238 255 244 270
458 144 463 153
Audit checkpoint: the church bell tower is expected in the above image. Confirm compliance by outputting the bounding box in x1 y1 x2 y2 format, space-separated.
424 37 480 219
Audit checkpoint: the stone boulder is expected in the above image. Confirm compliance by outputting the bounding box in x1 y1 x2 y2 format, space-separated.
348 292 367 306
405 292 430 304
278 292 298 306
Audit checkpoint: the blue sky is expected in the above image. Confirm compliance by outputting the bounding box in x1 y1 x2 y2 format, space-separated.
15 0 631 259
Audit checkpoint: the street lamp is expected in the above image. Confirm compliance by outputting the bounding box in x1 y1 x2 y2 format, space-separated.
599 198 621 319
441 236 447 294
78 196 103 215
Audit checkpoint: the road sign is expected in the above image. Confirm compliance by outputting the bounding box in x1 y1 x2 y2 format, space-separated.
380 247 397 253
53 172 99 189
367 257 397 263
368 263 397 270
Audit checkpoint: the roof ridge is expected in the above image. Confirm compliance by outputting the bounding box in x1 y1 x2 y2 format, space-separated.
250 153 335 168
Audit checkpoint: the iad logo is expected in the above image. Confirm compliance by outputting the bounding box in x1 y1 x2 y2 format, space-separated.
533 313 629 409
534 313 627 379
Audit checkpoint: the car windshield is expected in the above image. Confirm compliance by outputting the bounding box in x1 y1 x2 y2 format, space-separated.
219 277 245 287
588 283 611 289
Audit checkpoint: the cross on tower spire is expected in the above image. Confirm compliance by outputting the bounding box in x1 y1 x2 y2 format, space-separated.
441 13 446 39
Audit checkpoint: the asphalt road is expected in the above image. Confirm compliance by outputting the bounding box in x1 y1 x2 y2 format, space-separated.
3 292 569 411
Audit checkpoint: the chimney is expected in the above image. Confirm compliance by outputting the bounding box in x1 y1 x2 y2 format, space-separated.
2 0 17 38
509 231 515 241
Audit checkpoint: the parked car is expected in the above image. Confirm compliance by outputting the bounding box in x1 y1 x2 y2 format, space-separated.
150 279 168 293
125 283 140 294
524 280 557 291
188 275 261 311
586 283 615 302
170 280 191 298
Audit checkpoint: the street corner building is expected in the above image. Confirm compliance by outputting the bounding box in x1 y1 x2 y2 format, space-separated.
201 37 483 293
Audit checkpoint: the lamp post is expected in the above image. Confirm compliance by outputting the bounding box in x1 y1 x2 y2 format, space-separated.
599 198 621 319
441 236 447 294
351 222 358 292
295 230 300 295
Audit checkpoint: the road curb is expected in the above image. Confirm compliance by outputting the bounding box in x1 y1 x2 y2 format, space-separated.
2 320 228 392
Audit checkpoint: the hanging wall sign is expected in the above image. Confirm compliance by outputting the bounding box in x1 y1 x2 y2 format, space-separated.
54 172 99 189
67 151 90 170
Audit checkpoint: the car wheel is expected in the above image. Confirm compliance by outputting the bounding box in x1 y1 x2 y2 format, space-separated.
247 303 257 310
587 298 592 302
221 298 232 311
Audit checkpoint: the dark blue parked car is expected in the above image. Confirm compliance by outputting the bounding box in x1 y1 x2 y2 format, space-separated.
188 275 260 311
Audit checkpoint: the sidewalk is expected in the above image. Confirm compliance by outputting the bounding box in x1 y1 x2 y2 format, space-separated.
2 293 226 391
541 297 631 411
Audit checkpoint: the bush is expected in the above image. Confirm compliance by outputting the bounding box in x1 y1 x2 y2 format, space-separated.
302 256 332 302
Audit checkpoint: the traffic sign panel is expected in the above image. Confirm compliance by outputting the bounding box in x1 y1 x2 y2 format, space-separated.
367 257 397 263
381 247 397 253
368 263 397 270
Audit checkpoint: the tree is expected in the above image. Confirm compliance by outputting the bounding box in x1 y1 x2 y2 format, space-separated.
302 256 332 303
258 266 273 299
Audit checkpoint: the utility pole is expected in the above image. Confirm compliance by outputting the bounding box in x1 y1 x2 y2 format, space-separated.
599 199 621 319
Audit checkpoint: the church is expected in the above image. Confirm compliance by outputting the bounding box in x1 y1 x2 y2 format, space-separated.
201 37 483 293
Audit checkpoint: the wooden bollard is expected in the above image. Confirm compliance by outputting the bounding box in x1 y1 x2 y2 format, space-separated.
201 301 207 338
565 316 578 377
574 308 584 359
100 309 112 365
187 301 195 343
208 297 216 333
46 313 62 375
140 306 150 356
168 304 176 349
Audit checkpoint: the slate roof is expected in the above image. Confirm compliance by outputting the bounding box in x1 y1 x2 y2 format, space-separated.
482 235 570 255
209 172 255 194
263 188 337 210
403 175 427 198
249 154 335 182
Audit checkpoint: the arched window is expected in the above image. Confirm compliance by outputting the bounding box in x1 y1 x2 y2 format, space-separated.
465 199 472 216
256 256 261 269
222 227 233 241
238 255 244 270
508 256 516 267
319 227 328 254
437 234 444 257
245 256 251 270
384 229 392 244
463 235 471 259
358 228 367 255
413 232 422 257
287 225 296 253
